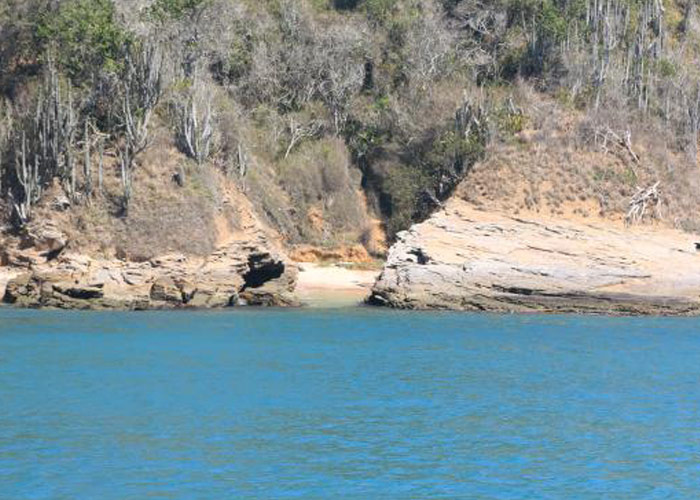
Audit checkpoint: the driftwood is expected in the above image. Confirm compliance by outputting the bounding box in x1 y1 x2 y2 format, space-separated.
625 181 660 225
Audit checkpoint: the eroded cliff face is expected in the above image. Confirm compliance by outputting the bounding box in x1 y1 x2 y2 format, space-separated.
0 182 300 310
370 199 700 315
3 241 299 310
2 236 298 310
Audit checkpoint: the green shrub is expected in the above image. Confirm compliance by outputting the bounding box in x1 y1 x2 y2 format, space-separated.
36 0 129 82
494 103 527 136
147 0 210 22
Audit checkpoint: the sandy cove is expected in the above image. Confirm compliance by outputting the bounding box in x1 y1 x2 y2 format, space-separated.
294 262 379 307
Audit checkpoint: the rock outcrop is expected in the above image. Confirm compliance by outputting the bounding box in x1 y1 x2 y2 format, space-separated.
370 199 700 315
2 235 298 310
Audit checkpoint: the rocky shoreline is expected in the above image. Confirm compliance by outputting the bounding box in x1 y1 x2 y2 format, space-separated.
5 198 700 315
369 199 700 316
1 231 297 310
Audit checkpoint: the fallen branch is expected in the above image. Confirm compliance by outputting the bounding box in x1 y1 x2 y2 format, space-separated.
625 181 660 225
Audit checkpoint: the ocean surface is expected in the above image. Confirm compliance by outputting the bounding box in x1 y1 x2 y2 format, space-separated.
1 308 700 499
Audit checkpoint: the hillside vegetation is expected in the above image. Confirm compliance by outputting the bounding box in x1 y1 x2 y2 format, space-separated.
1 0 700 260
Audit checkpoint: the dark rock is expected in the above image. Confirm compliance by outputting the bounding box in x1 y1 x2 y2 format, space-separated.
53 283 104 300
150 277 183 304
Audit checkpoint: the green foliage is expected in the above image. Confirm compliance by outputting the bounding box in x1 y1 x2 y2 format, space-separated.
4 0 699 242
498 46 527 81
507 0 581 38
372 95 391 112
383 165 431 236
212 27 255 84
536 1 567 42
494 104 526 136
345 121 390 159
365 0 399 22
331 0 399 23
502 0 580 78
380 125 486 237
36 0 129 82
655 58 677 78
346 102 488 238
147 0 210 21
425 128 485 172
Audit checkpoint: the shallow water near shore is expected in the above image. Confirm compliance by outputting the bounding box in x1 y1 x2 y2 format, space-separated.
1 308 700 499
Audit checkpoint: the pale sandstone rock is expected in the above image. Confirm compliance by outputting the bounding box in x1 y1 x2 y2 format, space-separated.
2 236 298 310
370 199 700 315
150 276 182 304
188 286 235 308
21 222 68 254
0 266 21 300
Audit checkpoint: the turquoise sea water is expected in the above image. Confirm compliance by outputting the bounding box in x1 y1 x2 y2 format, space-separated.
1 308 700 499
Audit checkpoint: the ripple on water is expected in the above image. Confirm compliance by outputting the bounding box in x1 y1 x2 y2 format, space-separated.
1 309 700 499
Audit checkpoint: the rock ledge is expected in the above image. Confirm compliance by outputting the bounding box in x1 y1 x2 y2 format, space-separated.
370 200 700 315
2 236 298 310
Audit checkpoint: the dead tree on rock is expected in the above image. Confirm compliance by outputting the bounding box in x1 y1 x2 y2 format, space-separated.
625 181 661 225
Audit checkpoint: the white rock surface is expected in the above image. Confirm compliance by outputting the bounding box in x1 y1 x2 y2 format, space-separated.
370 199 700 315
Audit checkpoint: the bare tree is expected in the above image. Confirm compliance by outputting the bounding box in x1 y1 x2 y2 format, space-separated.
35 61 78 199
97 134 105 195
13 132 41 225
0 101 12 196
315 24 366 134
82 119 92 198
173 75 214 165
626 182 661 225
684 85 700 165
117 40 163 211
284 117 323 159
2 58 79 225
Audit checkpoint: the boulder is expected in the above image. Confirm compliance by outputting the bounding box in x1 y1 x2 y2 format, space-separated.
188 286 236 308
21 224 67 254
149 277 183 304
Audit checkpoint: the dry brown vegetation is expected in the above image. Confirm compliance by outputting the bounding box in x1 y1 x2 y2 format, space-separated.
460 83 700 231
2 0 700 263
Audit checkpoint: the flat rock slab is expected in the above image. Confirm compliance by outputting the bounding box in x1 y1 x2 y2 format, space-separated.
370 199 700 315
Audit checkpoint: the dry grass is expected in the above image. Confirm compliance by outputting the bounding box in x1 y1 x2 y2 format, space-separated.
244 135 372 247
25 125 241 261
459 89 700 234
